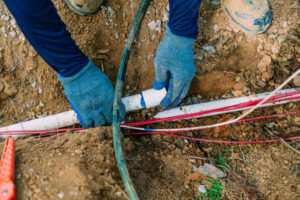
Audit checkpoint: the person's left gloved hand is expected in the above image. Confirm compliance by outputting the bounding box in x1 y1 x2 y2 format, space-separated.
153 25 196 109
58 59 126 129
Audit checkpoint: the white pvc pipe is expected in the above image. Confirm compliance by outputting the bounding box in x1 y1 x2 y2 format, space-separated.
154 88 300 119
122 88 166 111
0 110 78 138
0 88 167 138
0 87 298 139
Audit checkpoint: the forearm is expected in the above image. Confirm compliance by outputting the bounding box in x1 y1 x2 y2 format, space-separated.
168 0 202 39
3 0 88 77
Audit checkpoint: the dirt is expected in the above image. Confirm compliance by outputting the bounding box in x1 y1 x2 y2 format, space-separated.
0 0 299 199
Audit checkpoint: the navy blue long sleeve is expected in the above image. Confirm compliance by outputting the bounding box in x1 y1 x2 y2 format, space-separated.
168 0 202 39
3 0 88 77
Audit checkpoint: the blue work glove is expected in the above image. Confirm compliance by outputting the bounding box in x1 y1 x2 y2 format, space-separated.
153 25 196 109
58 59 126 129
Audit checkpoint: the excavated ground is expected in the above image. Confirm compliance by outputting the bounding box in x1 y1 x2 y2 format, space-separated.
0 0 299 199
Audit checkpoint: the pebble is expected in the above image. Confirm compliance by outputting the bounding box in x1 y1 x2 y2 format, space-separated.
107 7 115 15
194 53 203 61
1 14 9 21
38 87 43 94
257 55 271 72
293 75 300 86
39 101 44 107
162 10 169 22
198 185 207 193
202 45 216 53
9 31 16 38
282 21 288 28
147 20 161 32
31 81 37 88
58 192 64 198
257 80 266 88
233 82 246 90
232 90 243 97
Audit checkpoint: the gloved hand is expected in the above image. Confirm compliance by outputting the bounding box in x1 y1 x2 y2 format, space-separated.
58 60 126 129
153 25 196 109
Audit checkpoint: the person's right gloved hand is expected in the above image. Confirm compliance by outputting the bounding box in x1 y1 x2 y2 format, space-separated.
58 59 126 129
153 26 196 109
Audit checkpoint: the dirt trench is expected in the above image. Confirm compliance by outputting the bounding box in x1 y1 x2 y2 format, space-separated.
0 0 299 199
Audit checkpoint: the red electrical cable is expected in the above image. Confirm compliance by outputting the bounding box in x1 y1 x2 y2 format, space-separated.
123 110 300 134
160 133 300 144
123 92 300 127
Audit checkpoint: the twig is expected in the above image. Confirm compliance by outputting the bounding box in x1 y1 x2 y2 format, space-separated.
279 138 300 155
264 126 300 155
190 156 208 160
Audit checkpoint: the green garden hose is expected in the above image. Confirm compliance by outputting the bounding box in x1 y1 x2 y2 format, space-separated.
112 0 150 199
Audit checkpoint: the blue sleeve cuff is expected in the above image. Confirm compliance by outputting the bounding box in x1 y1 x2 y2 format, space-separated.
168 0 202 39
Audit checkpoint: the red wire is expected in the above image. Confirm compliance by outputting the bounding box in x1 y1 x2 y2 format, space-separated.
124 92 300 127
160 134 300 144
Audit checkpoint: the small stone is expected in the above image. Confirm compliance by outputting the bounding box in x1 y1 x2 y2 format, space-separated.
58 192 64 198
262 71 274 81
232 90 243 97
282 21 288 28
194 53 203 61
213 24 219 32
147 20 157 30
30 81 37 88
202 45 216 53
38 87 43 94
198 185 207 194
28 168 33 172
155 20 162 32
233 82 246 90
257 80 266 88
107 7 115 15
293 75 300 86
257 55 272 72
3 82 17 97
9 31 16 38
39 102 44 107
162 10 169 22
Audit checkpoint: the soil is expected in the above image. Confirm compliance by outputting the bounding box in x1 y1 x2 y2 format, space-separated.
0 0 299 199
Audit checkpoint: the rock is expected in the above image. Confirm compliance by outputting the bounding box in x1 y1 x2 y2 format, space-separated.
162 10 169 22
147 20 161 32
58 192 64 199
206 0 221 5
107 7 115 15
30 81 37 88
3 81 17 96
194 53 203 61
202 45 216 53
193 164 226 179
282 21 288 28
198 185 207 194
262 71 274 81
257 55 272 72
257 80 266 88
232 90 243 97
9 31 16 38
293 75 300 86
233 82 246 90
